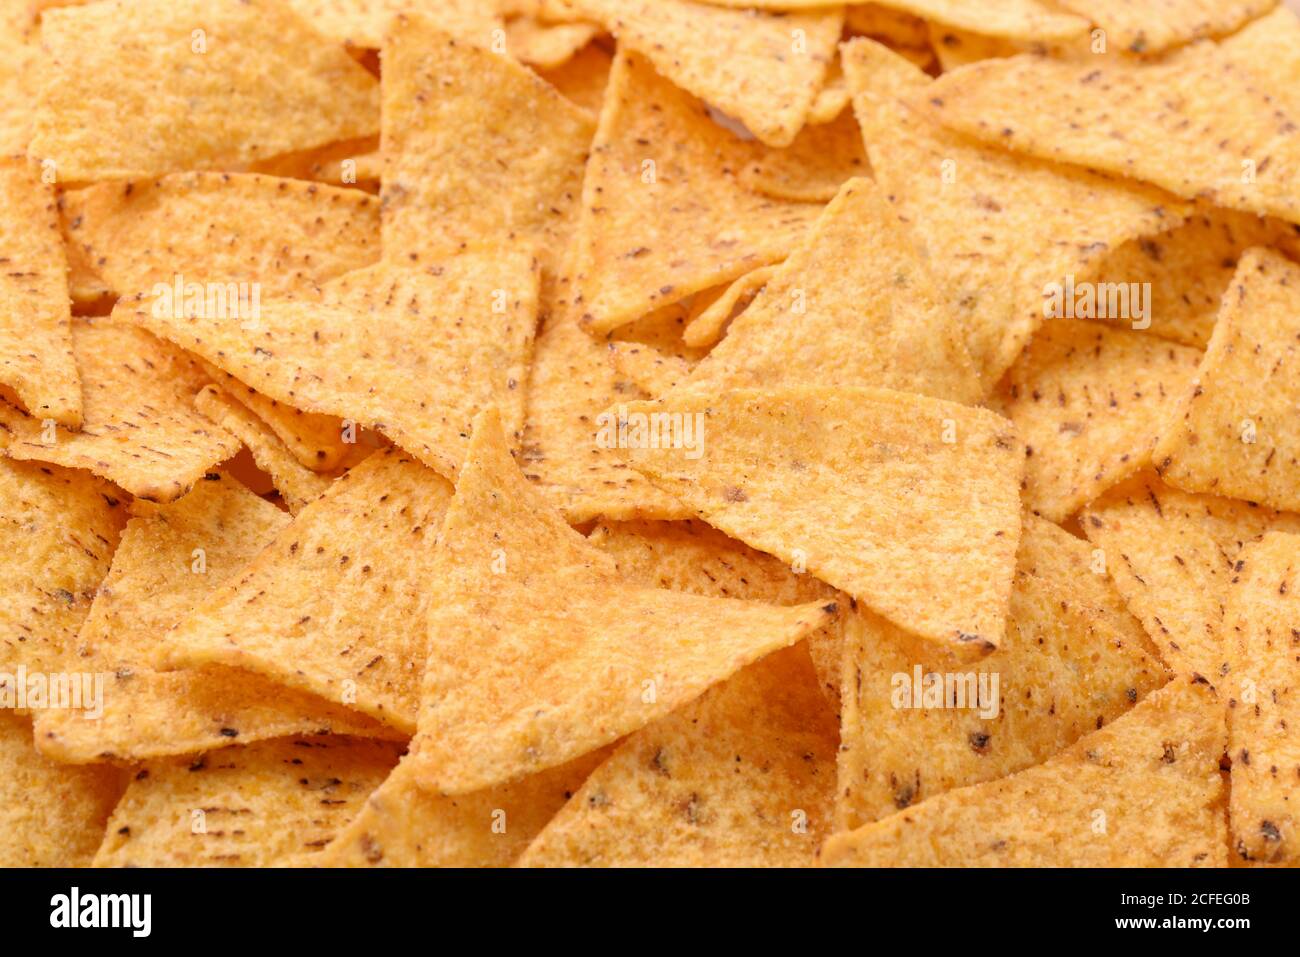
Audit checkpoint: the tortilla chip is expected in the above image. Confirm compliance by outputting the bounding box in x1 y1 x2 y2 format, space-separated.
1154 248 1300 511
842 38 1188 387
93 735 403 867
836 514 1165 830
606 342 693 398
194 387 334 514
680 180 982 403
845 3 930 48
0 458 123 681
740 109 870 204
520 318 693 523
0 318 240 503
155 449 453 731
120 254 539 479
995 319 1201 522
928 24 1019 71
250 138 381 191
537 42 613 115
406 408 837 795
33 474 398 764
589 519 844 708
623 387 1023 657
288 0 502 49
382 15 594 276
59 203 114 309
606 302 706 362
318 744 608 867
806 56 850 125
0 1 41 155
1053 0 1278 54
681 264 779 349
520 645 837 866
61 173 380 301
1088 208 1292 349
0 712 124 867
0 156 81 428
31 0 381 181
1225 531 1300 864
1082 472 1300 677
507 15 601 68
912 15 1300 227
570 0 842 148
571 50 819 335
196 365 351 472
820 677 1227 867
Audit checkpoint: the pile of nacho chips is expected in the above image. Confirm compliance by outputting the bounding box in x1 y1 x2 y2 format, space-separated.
4 0 1300 869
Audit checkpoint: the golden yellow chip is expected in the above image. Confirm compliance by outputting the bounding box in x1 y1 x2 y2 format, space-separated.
995 319 1201 522
1225 531 1300 864
33 474 398 764
677 180 983 403
913 12 1300 226
1053 0 1277 54
61 173 380 300
845 3 930 48
607 301 707 364
570 0 842 148
1154 248 1300 512
319 744 609 867
0 318 240 503
0 1 40 155
250 137 381 191
194 386 334 514
382 15 594 276
622 387 1023 657
853 0 1087 42
739 109 870 204
520 319 693 523
806 56 850 125
520 645 837 866
820 677 1227 867
407 408 837 795
120 254 539 480
94 735 403 867
288 0 502 49
1082 472 1300 676
507 15 601 68
928 24 1019 71
842 37 1189 387
32 0 381 181
571 50 819 335
0 458 122 680
0 712 125 867
836 514 1164 829
0 157 80 428
155 450 453 732
681 264 780 349
537 42 613 115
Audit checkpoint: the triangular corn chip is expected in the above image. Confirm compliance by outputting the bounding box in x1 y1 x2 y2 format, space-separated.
681 264 779 350
1154 248 1300 511
93 735 403 867
847 0 1087 43
820 677 1228 867
570 0 842 148
845 3 930 47
0 157 80 428
0 712 124 867
1225 531 1300 864
288 0 502 49
807 57 850 125
623 387 1023 656
250 137 382 191
155 450 453 731
537 42 613 115
519 319 693 523
995 319 1201 521
1053 0 1277 55
61 173 380 301
507 15 601 69
836 514 1165 829
0 319 240 503
739 109 869 203
31 0 381 181
677 179 983 404
588 518 844 708
1082 472 1300 676
928 23 1019 71
1088 207 1292 349
120 254 539 479
0 458 123 679
912 13 1300 226
382 15 594 275
520 645 838 866
842 38 1188 386
607 303 706 364
318 744 609 867
571 50 820 335
406 409 838 795
33 474 397 764
0 2 40 155
193 387 334 515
